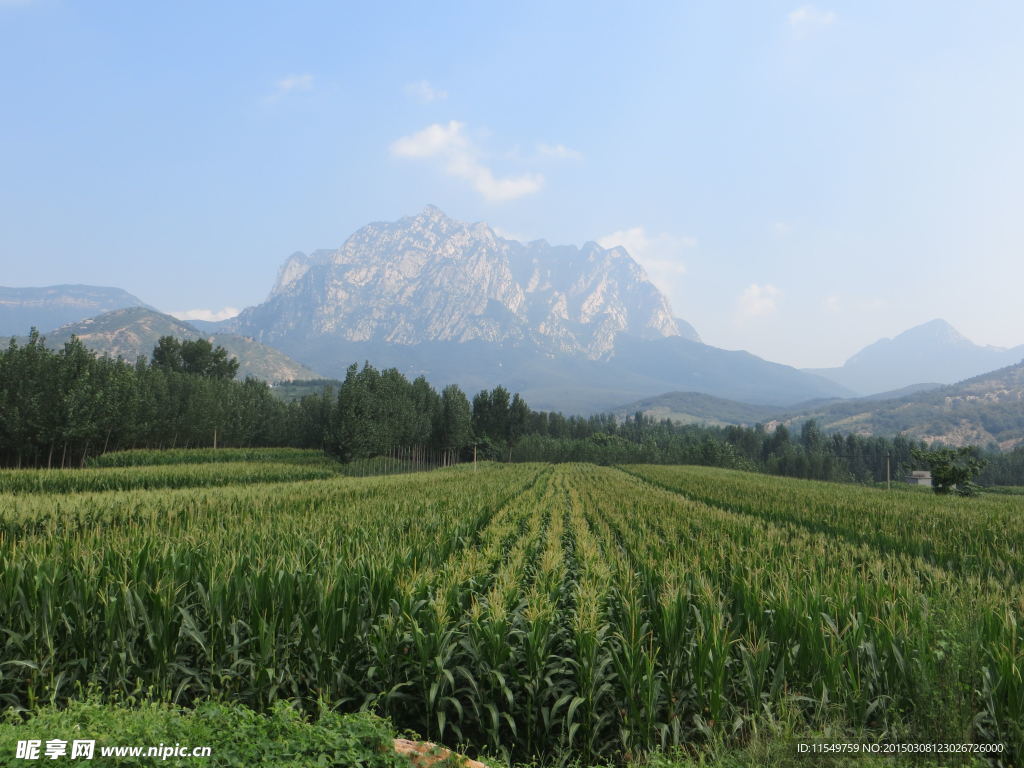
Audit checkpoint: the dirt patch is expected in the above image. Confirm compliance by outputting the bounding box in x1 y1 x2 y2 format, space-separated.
393 739 489 768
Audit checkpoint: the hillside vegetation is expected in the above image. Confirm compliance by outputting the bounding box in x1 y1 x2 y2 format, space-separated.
778 360 1024 449
616 361 1024 451
26 306 320 382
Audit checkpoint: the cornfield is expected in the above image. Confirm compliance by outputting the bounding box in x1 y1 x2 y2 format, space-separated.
1 456 1021 764
0 461 338 495
84 447 335 468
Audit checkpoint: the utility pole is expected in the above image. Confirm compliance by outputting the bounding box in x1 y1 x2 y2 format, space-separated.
473 444 477 471
886 454 891 491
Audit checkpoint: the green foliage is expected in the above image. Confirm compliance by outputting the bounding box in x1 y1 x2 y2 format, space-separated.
1 458 1022 763
984 485 1024 496
438 384 473 449
979 446 1024 486
0 334 300 467
327 363 448 461
0 461 336 494
775 361 1024 450
87 447 333 468
269 379 343 403
4 330 1023 493
151 336 240 380
0 698 407 768
912 446 988 496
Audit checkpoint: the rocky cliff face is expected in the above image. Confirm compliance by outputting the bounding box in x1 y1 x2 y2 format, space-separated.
215 207 851 410
229 206 682 359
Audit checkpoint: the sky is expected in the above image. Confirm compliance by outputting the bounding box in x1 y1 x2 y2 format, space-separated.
1 1 1022 368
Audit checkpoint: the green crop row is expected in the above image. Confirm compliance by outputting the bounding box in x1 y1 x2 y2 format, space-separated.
622 464 1024 584
85 447 335 468
0 461 339 495
0 460 1019 765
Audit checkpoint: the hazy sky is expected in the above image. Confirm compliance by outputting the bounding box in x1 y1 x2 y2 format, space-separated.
2 1 1022 368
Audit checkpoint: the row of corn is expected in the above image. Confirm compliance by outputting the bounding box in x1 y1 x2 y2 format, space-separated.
1 460 1021 763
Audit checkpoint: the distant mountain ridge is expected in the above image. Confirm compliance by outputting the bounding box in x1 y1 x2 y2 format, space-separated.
29 308 320 383
807 319 1024 395
210 206 850 411
615 362 1024 450
0 284 151 337
781 360 1024 449
610 391 780 426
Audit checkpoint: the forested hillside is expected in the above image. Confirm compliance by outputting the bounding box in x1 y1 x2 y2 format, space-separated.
776 360 1024 449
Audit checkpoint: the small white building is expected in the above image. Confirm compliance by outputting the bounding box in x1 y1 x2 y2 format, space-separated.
907 470 932 487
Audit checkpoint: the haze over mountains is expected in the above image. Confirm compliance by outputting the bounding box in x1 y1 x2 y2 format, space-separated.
806 319 1024 395
207 206 848 409
616 360 1024 449
3 207 1021 423
788 361 1024 450
0 285 151 337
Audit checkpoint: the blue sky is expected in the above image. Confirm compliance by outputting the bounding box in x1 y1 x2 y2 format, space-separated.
1 1 1022 367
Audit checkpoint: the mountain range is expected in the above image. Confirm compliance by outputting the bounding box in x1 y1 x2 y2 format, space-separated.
806 319 1024 395
617 361 1024 449
783 361 1024 449
2 207 1021 425
201 206 849 410
0 284 151 337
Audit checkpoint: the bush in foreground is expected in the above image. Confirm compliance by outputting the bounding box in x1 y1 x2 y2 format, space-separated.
0 699 408 768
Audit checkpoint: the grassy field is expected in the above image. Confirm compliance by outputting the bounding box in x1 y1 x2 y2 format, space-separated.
0 450 1020 766
985 486 1024 496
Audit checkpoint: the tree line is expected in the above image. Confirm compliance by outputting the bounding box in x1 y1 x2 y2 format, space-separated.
0 333 290 467
978 446 1024 486
510 416 927 484
2 332 1021 486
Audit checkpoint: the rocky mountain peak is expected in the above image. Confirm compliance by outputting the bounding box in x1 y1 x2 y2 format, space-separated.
415 203 452 224
846 319 984 368
229 207 685 360
388 204 474 241
271 252 315 296
809 317 1024 396
896 319 970 345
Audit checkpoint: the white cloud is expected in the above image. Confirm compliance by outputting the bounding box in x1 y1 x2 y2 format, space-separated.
271 73 313 99
772 221 794 236
170 307 241 323
788 5 837 36
598 227 695 297
390 121 544 202
824 294 841 313
738 284 781 318
391 121 463 158
537 143 583 161
405 80 447 103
